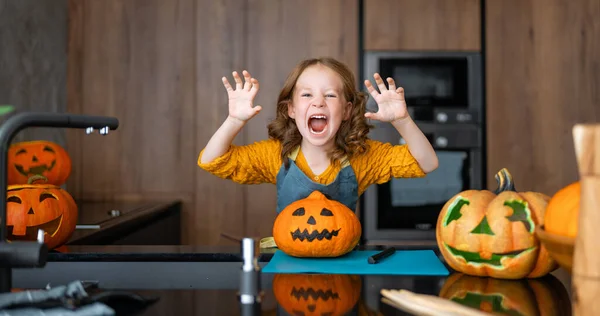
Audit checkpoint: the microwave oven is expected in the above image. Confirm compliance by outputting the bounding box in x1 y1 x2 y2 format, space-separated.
360 51 485 243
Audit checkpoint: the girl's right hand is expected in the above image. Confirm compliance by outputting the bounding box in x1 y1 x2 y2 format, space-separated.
222 70 262 123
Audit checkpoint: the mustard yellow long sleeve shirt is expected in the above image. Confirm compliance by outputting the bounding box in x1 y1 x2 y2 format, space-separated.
198 139 425 195
197 139 425 196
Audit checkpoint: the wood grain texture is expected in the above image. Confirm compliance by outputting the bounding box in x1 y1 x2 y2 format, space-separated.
66 0 197 240
485 0 600 196
572 125 600 316
0 0 68 144
194 0 246 245
66 0 84 198
244 0 359 238
364 0 480 51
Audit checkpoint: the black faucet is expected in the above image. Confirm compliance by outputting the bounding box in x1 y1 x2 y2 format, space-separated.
0 111 119 292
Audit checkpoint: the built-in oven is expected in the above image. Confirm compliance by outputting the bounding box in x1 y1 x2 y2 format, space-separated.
360 51 485 243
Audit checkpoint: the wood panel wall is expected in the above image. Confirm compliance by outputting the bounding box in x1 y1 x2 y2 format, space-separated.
0 0 68 144
67 0 358 245
65 0 600 245
364 0 481 51
485 0 600 195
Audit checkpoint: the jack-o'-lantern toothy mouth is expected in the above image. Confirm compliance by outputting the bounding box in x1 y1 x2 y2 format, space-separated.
444 244 535 267
7 214 63 240
291 287 340 315
291 287 340 301
291 228 340 242
15 160 56 176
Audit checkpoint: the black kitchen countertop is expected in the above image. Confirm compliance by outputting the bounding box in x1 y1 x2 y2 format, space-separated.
67 199 181 245
10 243 573 315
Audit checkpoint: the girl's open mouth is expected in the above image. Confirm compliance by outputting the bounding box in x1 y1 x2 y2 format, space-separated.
308 114 328 135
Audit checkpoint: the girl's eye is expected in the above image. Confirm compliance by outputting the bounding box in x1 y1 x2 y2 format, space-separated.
326 94 336 98
301 93 311 97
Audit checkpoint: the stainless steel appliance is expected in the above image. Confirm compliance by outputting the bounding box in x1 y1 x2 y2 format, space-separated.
360 51 485 243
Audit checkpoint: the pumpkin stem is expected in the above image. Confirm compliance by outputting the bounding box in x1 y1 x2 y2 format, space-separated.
27 174 48 185
493 168 516 193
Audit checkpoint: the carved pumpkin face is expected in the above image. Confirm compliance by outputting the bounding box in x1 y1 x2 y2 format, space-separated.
273 190 362 257
439 273 572 316
436 168 558 279
7 141 72 186
6 175 78 249
273 274 362 316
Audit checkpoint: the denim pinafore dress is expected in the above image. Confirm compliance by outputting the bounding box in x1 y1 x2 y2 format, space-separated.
275 146 359 213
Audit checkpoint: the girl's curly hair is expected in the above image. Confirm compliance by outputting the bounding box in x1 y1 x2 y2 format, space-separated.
267 57 372 168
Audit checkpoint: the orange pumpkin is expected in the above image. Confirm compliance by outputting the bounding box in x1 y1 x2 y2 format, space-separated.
273 190 361 257
544 181 580 238
273 274 361 316
6 175 78 249
7 141 72 186
436 168 558 279
439 273 572 316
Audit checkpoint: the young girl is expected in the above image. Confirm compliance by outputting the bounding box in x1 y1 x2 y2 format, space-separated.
198 57 438 214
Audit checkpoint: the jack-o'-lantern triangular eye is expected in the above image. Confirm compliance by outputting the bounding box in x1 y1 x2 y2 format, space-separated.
320 208 333 216
292 207 305 216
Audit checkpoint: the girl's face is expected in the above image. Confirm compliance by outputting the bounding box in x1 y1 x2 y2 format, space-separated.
288 64 351 150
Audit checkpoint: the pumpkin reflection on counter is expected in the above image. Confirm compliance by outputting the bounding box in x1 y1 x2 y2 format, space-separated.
436 168 558 279
6 175 78 249
273 190 362 258
7 140 72 186
273 273 362 316
439 273 571 316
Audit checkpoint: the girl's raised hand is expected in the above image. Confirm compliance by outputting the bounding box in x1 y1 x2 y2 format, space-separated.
364 73 409 122
222 70 262 123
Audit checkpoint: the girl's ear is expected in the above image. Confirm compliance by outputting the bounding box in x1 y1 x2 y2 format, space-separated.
343 102 352 120
287 101 296 119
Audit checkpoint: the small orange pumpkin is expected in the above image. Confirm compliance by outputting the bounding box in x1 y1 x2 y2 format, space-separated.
273 274 362 316
6 175 78 249
436 168 557 279
272 190 361 257
544 181 580 238
439 273 572 316
7 140 72 186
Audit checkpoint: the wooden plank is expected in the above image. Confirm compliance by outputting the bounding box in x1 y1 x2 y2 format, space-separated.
66 0 84 198
244 0 359 238
485 0 600 195
364 0 481 51
194 0 246 245
66 0 198 240
0 0 68 143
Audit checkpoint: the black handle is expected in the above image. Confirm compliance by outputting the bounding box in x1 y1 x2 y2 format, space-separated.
0 241 47 268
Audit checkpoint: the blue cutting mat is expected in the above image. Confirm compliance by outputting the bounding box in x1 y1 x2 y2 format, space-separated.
263 250 449 275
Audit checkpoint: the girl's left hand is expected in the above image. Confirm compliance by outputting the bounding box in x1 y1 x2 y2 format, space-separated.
364 73 409 122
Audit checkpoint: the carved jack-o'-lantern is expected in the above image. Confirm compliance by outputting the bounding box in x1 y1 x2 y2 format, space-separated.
436 168 558 279
439 273 572 316
7 175 78 249
7 141 72 186
273 274 362 316
273 190 362 257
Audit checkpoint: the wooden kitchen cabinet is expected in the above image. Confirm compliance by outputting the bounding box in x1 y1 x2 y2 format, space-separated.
364 0 481 51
